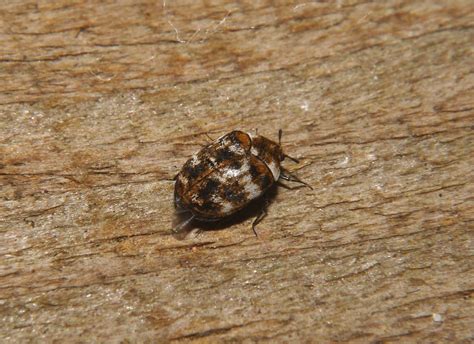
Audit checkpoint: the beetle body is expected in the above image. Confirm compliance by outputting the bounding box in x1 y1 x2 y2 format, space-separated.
173 130 311 235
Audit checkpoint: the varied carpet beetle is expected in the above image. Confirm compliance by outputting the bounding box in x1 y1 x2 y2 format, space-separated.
173 130 312 236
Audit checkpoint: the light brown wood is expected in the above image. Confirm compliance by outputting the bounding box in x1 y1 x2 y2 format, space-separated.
1 0 473 342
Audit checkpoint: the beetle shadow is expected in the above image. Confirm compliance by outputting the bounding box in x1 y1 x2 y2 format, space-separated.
171 185 279 240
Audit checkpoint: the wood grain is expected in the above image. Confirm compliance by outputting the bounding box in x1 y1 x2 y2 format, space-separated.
1 0 473 342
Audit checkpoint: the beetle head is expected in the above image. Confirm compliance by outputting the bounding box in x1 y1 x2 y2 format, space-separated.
250 134 283 163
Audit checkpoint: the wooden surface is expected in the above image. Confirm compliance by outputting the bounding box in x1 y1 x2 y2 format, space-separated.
1 0 473 342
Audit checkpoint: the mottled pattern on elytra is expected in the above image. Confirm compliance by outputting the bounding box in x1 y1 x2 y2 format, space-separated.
174 131 278 220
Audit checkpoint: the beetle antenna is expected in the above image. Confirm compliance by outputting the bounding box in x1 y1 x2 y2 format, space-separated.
279 130 299 162
204 132 214 143
283 154 299 163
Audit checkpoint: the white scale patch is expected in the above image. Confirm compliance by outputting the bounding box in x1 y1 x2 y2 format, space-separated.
190 193 201 204
216 161 250 183
250 146 259 156
222 168 241 179
228 143 244 154
190 154 200 167
221 202 237 214
240 161 250 172
178 174 188 185
242 174 261 200
267 160 280 180
215 173 227 184
210 193 224 204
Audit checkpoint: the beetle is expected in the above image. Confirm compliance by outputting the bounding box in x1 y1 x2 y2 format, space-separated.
173 130 312 236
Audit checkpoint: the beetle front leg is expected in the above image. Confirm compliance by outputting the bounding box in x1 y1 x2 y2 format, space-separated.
279 168 313 190
251 196 271 237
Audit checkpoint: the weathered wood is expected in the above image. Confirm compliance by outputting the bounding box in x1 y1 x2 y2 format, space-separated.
1 0 473 342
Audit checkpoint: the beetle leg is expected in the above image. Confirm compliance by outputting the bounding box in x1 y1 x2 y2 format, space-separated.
280 168 313 190
251 197 270 237
204 132 215 143
276 181 306 190
188 227 203 238
172 212 196 234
